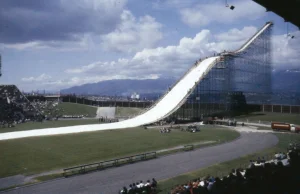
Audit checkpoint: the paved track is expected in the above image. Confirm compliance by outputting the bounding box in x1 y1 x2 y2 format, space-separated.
2 131 278 194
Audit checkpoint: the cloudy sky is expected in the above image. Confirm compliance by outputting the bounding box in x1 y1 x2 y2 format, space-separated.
0 0 299 92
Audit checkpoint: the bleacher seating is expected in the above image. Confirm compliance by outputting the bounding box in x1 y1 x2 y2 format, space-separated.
0 85 43 126
167 143 300 194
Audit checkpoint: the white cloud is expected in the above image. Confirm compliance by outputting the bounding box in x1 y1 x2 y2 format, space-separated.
0 0 127 49
1 42 44 50
180 0 266 27
1 34 94 51
216 26 258 42
152 0 195 10
39 74 160 91
22 25 299 90
272 31 300 68
2 9 163 53
101 10 163 53
65 26 258 83
22 74 52 82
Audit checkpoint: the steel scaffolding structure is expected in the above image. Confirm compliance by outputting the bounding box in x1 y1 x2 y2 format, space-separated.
171 23 272 121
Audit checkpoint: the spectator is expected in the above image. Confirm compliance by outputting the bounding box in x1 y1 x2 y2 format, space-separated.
139 181 144 188
152 178 157 188
120 186 127 194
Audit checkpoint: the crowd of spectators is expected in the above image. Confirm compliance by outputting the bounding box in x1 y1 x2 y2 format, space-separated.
119 178 157 194
82 95 153 102
0 85 43 126
61 114 88 119
153 120 175 126
160 128 171 133
30 99 62 119
168 143 300 194
29 99 91 120
1 85 101 127
181 125 200 133
98 117 119 123
0 85 84 128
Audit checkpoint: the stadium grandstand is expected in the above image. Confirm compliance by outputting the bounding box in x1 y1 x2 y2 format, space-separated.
0 85 44 126
253 0 300 28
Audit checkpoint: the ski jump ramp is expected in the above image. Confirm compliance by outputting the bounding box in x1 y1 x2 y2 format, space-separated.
0 22 273 141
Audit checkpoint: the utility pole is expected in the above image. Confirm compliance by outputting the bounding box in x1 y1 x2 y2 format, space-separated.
0 54 2 77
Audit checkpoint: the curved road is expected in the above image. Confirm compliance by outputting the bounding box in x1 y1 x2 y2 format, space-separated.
2 130 278 194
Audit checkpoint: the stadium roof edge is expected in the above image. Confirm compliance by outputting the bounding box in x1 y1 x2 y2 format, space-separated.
252 0 300 29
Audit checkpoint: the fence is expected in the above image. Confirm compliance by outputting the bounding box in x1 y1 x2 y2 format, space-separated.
235 119 272 126
183 145 194 151
62 96 153 108
63 152 156 177
261 104 300 114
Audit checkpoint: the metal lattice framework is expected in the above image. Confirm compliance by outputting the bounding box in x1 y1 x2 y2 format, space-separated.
171 23 272 121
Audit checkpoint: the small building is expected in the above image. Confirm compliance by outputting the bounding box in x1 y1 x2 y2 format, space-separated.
130 93 140 100
44 95 62 102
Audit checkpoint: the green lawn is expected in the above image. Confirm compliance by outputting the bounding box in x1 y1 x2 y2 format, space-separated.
57 102 97 117
0 126 239 178
235 112 300 125
158 133 300 193
115 107 144 117
0 119 101 133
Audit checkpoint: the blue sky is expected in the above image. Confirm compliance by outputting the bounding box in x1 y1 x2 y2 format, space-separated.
0 0 299 92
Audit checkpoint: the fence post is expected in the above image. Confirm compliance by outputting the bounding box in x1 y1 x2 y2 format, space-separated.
97 163 102 170
114 159 118 166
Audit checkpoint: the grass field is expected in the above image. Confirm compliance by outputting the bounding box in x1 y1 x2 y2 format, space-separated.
158 133 300 192
0 126 239 178
0 119 101 134
235 112 300 125
115 107 144 117
57 102 97 117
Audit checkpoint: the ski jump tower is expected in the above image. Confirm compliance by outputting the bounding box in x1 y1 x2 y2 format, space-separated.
170 22 273 121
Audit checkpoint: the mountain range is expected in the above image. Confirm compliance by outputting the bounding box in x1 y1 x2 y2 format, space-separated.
61 78 176 98
61 69 300 97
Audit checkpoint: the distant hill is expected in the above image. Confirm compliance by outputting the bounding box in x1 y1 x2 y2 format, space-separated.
60 78 177 97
